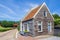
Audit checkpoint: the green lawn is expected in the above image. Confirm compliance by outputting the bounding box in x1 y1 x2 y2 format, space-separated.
0 26 12 32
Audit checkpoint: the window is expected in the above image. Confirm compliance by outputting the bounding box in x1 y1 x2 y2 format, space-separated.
24 24 27 31
44 11 47 17
23 23 29 32
37 21 43 32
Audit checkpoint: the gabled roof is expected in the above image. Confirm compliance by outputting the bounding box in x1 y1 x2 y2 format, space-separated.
23 6 40 21
22 2 54 21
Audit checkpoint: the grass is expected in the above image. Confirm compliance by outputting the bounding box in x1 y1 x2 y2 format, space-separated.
0 26 12 32
24 30 29 32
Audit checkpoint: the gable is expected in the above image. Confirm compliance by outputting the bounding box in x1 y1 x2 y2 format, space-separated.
33 3 54 20
22 2 54 21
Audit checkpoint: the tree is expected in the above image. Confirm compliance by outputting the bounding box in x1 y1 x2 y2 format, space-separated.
1 20 15 27
53 14 60 27
53 14 60 19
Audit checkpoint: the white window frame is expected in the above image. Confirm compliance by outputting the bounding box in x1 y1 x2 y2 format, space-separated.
37 21 43 32
23 24 25 31
27 23 29 32
23 23 29 32
48 22 52 32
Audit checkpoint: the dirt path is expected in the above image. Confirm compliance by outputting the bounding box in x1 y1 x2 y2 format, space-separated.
0 29 18 40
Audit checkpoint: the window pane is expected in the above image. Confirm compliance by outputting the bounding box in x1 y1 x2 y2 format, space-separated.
38 25 41 31
24 24 27 31
44 11 47 17
38 21 41 25
37 21 42 32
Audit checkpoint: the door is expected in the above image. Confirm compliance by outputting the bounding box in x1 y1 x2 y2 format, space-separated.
24 24 27 31
48 22 51 32
28 23 33 34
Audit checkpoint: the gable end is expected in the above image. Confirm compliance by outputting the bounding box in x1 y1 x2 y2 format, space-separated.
33 2 54 20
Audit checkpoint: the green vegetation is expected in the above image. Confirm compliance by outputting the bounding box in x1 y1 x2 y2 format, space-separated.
0 20 19 27
0 26 12 32
17 25 20 31
0 20 20 32
53 14 60 37
53 14 60 28
24 30 29 32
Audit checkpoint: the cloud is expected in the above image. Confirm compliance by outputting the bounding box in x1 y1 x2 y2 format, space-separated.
0 14 13 19
24 9 30 13
23 3 39 13
26 2 39 8
0 14 20 21
0 4 20 21
0 4 17 16
29 3 39 8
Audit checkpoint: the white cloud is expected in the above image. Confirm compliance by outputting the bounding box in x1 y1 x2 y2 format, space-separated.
0 4 17 16
0 14 13 19
29 3 39 8
0 4 20 21
0 13 20 21
23 3 39 13
26 2 39 8
25 9 29 12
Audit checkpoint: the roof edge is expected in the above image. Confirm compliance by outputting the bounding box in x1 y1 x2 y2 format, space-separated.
33 2 46 18
21 6 39 21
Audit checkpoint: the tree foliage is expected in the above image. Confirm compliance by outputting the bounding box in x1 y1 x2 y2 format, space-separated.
0 20 19 27
53 14 60 27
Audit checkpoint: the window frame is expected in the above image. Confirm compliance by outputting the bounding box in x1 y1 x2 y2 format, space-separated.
48 22 52 32
43 11 47 17
23 23 29 32
37 21 43 32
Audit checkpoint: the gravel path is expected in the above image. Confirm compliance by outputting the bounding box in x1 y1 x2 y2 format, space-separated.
0 29 18 40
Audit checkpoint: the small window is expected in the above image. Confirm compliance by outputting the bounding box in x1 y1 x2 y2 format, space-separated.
37 21 42 32
44 11 47 17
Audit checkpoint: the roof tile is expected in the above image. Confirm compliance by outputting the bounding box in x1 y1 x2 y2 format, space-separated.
23 6 40 21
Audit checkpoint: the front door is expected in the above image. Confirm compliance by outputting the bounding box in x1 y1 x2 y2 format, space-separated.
24 24 27 31
28 23 33 35
48 22 51 32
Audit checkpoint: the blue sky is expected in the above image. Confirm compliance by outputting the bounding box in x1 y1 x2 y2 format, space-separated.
0 0 60 21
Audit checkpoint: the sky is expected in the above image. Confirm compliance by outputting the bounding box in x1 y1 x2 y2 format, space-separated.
0 0 60 21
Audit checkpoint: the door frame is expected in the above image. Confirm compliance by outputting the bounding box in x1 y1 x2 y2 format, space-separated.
48 22 52 32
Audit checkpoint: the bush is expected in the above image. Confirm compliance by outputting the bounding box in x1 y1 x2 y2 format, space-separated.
53 14 60 28
0 20 16 27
